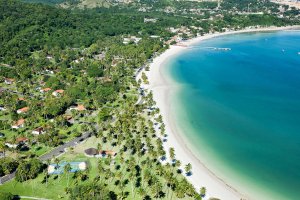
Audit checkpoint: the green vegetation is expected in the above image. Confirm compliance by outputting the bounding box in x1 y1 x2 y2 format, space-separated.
0 0 299 199
0 191 14 200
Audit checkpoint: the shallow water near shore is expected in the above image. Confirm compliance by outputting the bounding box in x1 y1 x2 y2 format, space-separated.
166 30 300 200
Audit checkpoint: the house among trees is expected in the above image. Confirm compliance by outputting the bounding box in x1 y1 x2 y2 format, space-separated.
123 36 142 44
12 118 25 129
69 104 86 111
84 148 116 158
45 69 54 74
17 107 29 114
32 127 46 135
4 137 27 149
0 105 6 111
46 55 53 59
64 115 74 124
52 89 64 97
16 137 29 145
4 78 15 85
40 87 52 93
144 18 157 23
93 52 106 60
100 150 116 157
5 142 17 149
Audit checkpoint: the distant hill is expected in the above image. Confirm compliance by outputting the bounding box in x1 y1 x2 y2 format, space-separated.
22 0 68 5
21 0 220 8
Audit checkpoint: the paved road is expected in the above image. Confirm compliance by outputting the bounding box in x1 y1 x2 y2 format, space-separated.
40 132 91 161
0 132 91 184
0 172 16 185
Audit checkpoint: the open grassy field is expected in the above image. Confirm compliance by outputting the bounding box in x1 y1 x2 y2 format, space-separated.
0 136 117 199
0 137 100 199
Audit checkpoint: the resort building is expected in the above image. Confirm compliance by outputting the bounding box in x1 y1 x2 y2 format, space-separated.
5 142 17 149
64 115 74 124
0 105 6 111
144 18 157 23
93 52 106 60
69 104 86 111
11 118 25 129
45 69 54 74
123 36 142 44
40 88 52 93
4 78 15 85
17 107 29 114
84 148 116 157
100 150 116 157
32 127 46 135
16 137 29 144
52 89 64 97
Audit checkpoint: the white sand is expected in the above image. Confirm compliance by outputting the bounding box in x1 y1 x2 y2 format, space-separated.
143 26 300 200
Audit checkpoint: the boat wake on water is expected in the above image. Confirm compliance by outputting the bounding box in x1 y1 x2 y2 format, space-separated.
188 46 231 51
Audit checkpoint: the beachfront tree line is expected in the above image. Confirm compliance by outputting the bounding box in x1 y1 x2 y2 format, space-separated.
0 0 299 199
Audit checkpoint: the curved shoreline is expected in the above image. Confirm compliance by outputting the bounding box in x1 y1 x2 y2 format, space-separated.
145 26 300 200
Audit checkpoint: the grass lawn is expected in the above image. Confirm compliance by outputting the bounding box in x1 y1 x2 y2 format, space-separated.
0 129 16 140
30 144 52 157
0 173 70 199
0 156 99 199
0 134 123 198
0 113 10 121
0 136 102 199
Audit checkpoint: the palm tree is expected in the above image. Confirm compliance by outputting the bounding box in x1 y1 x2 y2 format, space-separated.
169 147 175 161
54 157 60 169
200 187 206 198
185 163 192 176
0 141 6 157
64 163 72 187
137 187 146 199
45 159 51 187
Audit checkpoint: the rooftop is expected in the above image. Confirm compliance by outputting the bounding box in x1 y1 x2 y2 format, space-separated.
13 118 25 126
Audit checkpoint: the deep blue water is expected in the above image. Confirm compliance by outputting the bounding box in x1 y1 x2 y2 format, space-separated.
167 31 300 199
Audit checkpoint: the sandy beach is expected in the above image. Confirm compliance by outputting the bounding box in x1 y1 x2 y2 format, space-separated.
142 25 300 200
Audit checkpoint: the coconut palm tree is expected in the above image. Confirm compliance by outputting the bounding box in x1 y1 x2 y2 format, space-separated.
0 141 6 157
54 157 60 169
200 187 206 198
64 163 72 187
185 163 192 176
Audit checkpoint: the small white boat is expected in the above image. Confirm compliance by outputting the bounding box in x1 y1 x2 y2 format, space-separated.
213 47 231 51
298 52 300 55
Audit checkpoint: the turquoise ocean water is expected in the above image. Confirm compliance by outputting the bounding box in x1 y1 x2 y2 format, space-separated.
166 31 300 200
